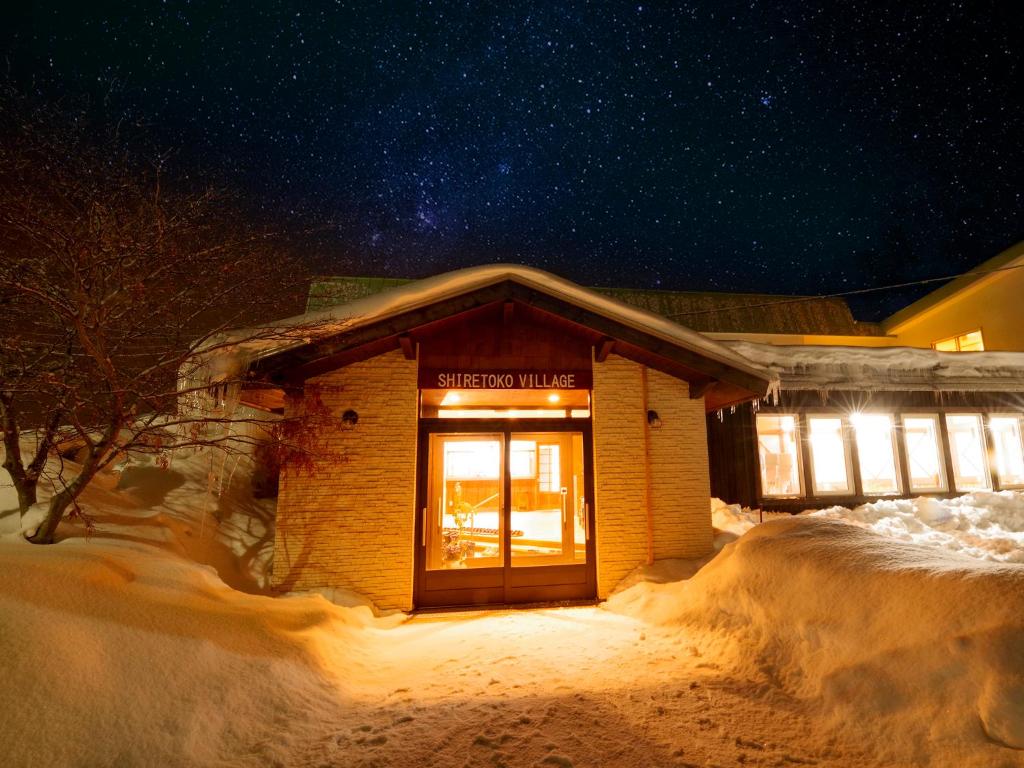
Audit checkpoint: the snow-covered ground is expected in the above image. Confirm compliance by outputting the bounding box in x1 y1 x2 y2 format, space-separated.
2 450 1024 766
712 491 1024 563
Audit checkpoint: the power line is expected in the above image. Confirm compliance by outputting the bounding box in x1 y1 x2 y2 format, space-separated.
664 262 1024 319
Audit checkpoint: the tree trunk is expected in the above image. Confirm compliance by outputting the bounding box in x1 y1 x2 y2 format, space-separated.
15 479 38 512
26 487 74 544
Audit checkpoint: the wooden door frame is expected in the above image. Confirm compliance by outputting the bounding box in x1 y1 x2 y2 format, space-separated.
414 418 597 608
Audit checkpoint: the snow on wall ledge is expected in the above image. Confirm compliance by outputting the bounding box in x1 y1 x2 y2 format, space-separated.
607 516 1024 758
726 340 1024 392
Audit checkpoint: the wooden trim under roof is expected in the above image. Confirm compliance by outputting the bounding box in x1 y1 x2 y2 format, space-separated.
247 279 770 411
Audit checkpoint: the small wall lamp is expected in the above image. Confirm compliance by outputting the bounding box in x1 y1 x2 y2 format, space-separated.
647 409 662 428
341 409 359 427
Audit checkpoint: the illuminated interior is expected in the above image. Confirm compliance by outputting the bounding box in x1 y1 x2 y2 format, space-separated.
425 432 587 570
755 414 802 497
945 414 990 490
510 432 586 566
990 416 1024 486
932 329 985 352
902 415 947 492
852 413 901 495
807 416 853 495
421 388 590 418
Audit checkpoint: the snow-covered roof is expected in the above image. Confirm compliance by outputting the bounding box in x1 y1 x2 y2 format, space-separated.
727 340 1024 392
211 263 773 388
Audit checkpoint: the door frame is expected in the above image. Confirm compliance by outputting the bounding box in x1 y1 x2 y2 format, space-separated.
414 418 597 608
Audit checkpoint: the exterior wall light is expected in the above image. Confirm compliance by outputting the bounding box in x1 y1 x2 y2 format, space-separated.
647 409 662 428
341 409 359 427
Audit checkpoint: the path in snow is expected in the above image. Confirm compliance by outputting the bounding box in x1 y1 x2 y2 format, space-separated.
293 606 869 768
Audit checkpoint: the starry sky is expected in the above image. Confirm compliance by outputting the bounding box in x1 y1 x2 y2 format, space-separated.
4 2 1022 319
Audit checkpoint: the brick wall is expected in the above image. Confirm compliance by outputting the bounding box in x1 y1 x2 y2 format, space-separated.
591 354 713 597
272 349 418 611
272 347 712 609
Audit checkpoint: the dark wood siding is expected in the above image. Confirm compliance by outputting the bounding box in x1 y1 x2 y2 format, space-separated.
707 406 759 508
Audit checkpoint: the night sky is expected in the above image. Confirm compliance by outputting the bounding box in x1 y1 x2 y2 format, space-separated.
4 2 1022 318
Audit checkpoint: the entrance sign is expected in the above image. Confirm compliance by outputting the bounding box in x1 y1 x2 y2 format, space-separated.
419 368 592 390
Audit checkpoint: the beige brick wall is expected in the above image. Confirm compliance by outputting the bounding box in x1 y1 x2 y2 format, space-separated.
272 349 418 611
591 354 713 597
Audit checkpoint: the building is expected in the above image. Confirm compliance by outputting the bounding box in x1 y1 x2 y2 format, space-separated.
206 244 1024 611
228 265 770 610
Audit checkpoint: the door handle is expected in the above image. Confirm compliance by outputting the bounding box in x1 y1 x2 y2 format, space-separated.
421 508 427 547
584 500 590 540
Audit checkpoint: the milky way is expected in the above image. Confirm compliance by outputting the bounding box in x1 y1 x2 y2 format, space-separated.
4 2 1022 318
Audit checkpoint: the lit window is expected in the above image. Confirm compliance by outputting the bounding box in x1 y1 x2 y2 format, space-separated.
933 330 985 352
990 416 1024 487
901 415 947 492
538 444 560 492
852 413 901 495
510 441 536 479
945 414 990 491
445 441 501 480
756 414 803 497
807 416 854 495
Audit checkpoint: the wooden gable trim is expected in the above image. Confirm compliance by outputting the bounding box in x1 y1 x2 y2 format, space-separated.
250 279 769 405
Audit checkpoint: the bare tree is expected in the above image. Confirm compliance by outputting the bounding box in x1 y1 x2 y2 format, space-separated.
0 86 332 543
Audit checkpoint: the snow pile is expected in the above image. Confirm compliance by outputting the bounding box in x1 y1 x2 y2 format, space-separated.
808 491 1024 563
1 447 278 593
711 491 1024 564
609 516 1024 761
727 340 1024 392
0 536 396 768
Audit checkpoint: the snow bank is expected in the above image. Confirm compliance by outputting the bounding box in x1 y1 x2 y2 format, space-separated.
0 536 393 767
809 491 1024 563
727 340 1024 392
711 491 1024 564
609 516 1024 760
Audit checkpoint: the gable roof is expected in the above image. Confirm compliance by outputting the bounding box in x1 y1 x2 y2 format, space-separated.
882 240 1024 334
308 275 882 336
219 264 773 409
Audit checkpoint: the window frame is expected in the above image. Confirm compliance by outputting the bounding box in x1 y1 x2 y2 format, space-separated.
804 413 857 497
988 413 1024 489
931 328 985 352
851 412 903 497
899 413 949 494
755 412 805 499
943 413 992 492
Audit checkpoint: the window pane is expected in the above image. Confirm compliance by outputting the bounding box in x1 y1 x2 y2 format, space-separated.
852 413 900 495
510 432 586 566
428 435 503 570
902 416 947 492
946 414 990 491
933 338 959 352
990 416 1024 486
510 440 536 478
958 331 985 352
445 440 500 479
808 417 853 495
756 414 803 497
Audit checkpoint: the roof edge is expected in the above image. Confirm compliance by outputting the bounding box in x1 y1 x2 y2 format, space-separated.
881 240 1024 333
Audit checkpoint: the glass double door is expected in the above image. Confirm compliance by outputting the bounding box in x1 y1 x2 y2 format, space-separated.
416 426 595 607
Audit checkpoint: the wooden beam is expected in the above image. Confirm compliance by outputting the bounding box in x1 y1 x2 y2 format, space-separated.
508 284 770 396
595 337 615 363
398 333 416 360
689 379 717 399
